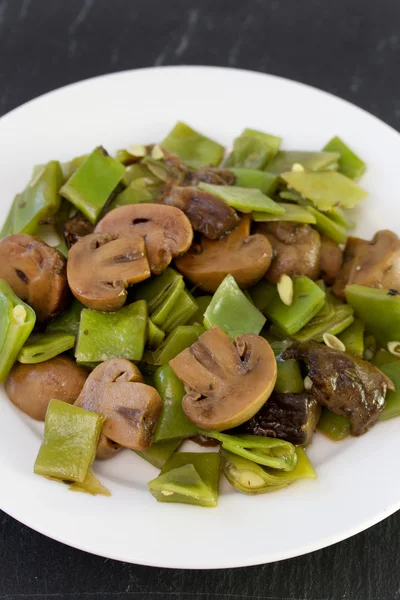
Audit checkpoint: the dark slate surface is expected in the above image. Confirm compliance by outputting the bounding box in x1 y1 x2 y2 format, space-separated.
1 0 400 598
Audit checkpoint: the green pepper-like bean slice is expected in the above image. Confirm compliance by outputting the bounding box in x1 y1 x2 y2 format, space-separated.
75 300 147 362
323 136 366 180
265 276 325 336
34 399 103 483
46 298 84 337
69 469 111 497
18 332 75 364
230 168 278 195
0 279 36 383
338 318 365 358
147 319 165 350
281 171 367 210
188 295 212 325
307 207 348 244
60 147 125 224
267 151 340 174
161 121 224 168
248 280 276 313
253 202 316 224
221 446 316 494
153 365 199 442
371 351 400 421
345 285 400 345
134 439 182 469
152 324 205 365
162 289 199 333
225 128 281 169
135 267 184 326
148 452 220 507
204 274 266 338
199 183 284 215
201 431 297 471
275 359 304 394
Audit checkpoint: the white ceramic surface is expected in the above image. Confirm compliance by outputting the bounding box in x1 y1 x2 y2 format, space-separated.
0 66 399 569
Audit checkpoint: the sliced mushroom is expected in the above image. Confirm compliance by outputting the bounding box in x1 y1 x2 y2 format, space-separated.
75 358 162 450
64 212 94 249
95 204 193 275
255 221 321 284
333 230 400 299
67 232 150 311
169 325 277 430
283 341 394 435
159 185 239 239
175 215 272 292
235 392 321 446
5 356 88 421
0 233 69 321
96 434 122 460
319 235 343 285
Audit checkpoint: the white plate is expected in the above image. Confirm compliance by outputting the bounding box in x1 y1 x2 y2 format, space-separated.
1 66 399 569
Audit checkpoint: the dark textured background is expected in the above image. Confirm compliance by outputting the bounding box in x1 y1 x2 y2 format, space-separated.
1 1 400 599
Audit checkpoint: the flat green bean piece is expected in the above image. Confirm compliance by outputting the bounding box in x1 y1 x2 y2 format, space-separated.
204 274 266 338
161 121 224 168
134 439 182 469
122 163 155 186
292 293 354 343
3 161 63 237
267 151 340 174
265 276 326 336
371 352 400 421
253 203 316 224
248 280 276 313
148 452 220 507
338 318 365 358
281 171 368 210
307 207 347 244
162 289 199 334
221 446 316 494
225 128 281 169
202 431 297 471
325 206 355 230
60 147 125 224
147 319 165 350
69 469 111 497
153 365 198 442
135 267 184 326
18 332 75 364
317 407 351 441
0 279 36 383
275 358 304 394
75 300 147 362
108 182 154 210
198 183 284 215
46 298 84 337
230 168 279 195
152 324 205 365
345 285 400 345
61 154 89 181
323 136 366 180
188 296 212 325
34 399 103 483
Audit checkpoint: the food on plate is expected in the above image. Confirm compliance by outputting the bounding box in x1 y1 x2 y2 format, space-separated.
0 122 398 505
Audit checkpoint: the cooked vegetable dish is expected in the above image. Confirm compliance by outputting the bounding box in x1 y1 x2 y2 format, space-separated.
1 122 398 505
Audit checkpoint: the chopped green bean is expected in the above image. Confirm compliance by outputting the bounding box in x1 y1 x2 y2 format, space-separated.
18 332 75 364
199 183 284 214
323 136 366 180
161 121 224 168
253 202 316 224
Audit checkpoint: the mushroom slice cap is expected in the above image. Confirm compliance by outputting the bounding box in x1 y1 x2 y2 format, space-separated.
0 233 69 321
75 358 162 450
159 185 239 240
256 221 321 284
67 232 150 311
175 215 272 293
169 325 277 430
333 230 400 299
5 356 88 421
95 204 193 274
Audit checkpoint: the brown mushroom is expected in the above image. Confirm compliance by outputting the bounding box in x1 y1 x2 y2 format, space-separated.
175 215 272 292
255 221 321 284
0 233 69 321
159 185 239 239
95 204 193 275
283 341 394 436
333 230 400 299
169 325 277 430
67 232 150 311
319 235 343 285
5 356 88 421
64 212 94 249
75 358 162 450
